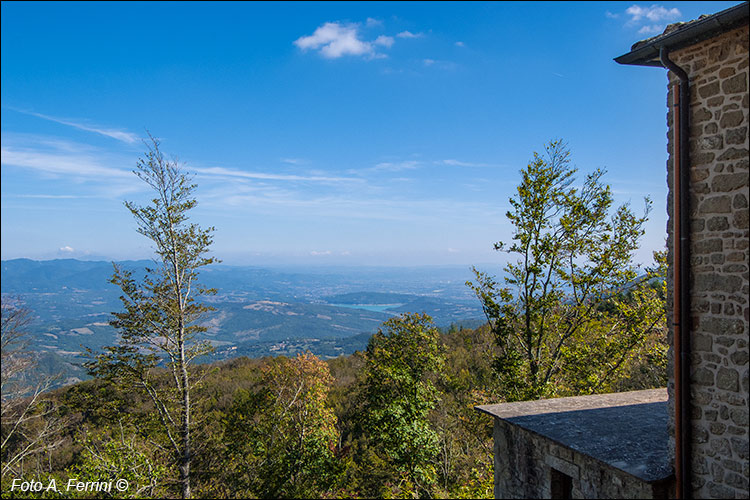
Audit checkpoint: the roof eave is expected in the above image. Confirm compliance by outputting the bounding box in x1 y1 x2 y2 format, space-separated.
614 1 749 67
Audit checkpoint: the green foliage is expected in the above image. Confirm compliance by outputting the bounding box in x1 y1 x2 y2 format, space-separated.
7 324 509 499
84 136 218 499
361 313 446 496
447 465 494 499
468 140 662 400
223 353 341 498
67 425 166 498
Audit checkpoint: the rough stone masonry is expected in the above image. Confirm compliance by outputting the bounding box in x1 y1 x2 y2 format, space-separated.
665 23 749 499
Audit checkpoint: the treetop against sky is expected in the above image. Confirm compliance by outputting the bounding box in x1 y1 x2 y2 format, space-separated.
0 1 737 266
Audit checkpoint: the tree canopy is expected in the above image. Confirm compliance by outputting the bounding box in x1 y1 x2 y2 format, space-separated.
85 135 217 499
468 140 664 400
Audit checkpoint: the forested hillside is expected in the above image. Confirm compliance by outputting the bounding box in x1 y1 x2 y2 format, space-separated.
1 312 666 499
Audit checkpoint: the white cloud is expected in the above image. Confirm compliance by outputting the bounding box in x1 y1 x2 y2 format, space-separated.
376 160 420 171
280 157 305 165
10 109 139 144
192 165 359 183
294 22 393 59
455 41 465 47
59 246 75 253
366 17 382 27
374 35 395 48
439 159 508 168
441 159 482 167
625 4 681 23
196 168 505 224
604 4 682 36
638 24 664 35
0 133 152 199
1 145 134 181
310 250 332 256
16 194 88 199
203 186 503 223
397 31 423 39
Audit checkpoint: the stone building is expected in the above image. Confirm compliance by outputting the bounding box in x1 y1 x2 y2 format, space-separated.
477 389 674 498
477 2 749 498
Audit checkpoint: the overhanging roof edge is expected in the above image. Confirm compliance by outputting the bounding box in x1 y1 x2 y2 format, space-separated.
614 1 749 67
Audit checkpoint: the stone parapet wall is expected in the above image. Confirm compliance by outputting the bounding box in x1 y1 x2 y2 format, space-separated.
492 419 670 499
666 23 749 499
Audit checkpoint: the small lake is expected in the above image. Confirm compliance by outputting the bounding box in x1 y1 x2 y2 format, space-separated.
329 303 404 313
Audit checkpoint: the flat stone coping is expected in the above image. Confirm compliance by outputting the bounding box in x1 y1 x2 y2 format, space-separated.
476 388 672 483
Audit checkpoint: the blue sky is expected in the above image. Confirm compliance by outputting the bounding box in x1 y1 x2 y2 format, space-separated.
1 1 738 266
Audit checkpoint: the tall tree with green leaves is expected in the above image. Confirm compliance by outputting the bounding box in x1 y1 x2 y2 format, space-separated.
85 135 217 499
361 313 446 496
468 140 657 401
224 352 340 498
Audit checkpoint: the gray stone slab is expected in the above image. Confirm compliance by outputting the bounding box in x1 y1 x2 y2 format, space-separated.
476 389 672 483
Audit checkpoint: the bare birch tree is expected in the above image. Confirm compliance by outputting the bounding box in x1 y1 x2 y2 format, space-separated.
1 299 64 479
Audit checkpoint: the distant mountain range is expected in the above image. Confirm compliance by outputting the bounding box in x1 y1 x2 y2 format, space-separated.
1 258 486 386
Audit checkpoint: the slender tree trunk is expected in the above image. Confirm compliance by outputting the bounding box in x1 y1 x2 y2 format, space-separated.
179 329 191 499
180 382 191 497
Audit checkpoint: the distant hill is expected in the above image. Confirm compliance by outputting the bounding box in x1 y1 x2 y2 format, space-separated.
323 291 417 305
0 258 151 293
1 258 485 387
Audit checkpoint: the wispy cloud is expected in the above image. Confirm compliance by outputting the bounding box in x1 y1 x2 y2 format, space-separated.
192 165 360 183
370 160 421 172
59 246 75 253
201 184 503 223
352 157 503 175
397 31 423 39
439 159 505 168
423 58 457 70
1 145 134 180
280 157 305 165
0 134 143 198
455 41 465 47
194 162 504 223
442 159 472 167
310 250 332 256
294 22 392 59
15 194 92 199
10 108 140 144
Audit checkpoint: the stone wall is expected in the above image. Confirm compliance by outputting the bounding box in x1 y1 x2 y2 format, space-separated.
665 23 750 498
492 419 671 499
